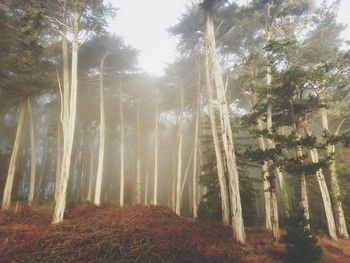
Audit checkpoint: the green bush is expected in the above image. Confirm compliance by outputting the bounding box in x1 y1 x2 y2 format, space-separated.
282 208 323 263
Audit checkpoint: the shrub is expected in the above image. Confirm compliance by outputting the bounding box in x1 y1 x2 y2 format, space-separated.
282 208 323 263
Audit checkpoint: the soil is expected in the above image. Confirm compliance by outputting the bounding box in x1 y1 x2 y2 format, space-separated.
0 203 349 263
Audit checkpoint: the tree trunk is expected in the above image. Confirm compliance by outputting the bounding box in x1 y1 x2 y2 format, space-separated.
53 9 79 224
192 65 201 219
136 101 142 204
205 11 245 243
87 142 94 202
321 109 349 238
295 132 310 229
153 89 159 205
27 97 36 206
37 136 48 200
119 77 125 207
204 44 230 226
1 100 26 211
55 122 62 202
94 53 108 206
175 86 184 215
264 1 279 239
309 146 337 239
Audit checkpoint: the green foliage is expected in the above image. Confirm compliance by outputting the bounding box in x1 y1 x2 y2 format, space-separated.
282 208 323 263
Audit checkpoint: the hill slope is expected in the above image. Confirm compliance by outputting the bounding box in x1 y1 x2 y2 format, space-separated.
0 204 349 262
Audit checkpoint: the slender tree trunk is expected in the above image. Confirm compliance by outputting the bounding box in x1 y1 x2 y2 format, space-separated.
27 97 36 206
94 53 108 206
264 1 279 239
37 136 48 200
256 118 272 230
55 122 62 202
204 45 230 226
175 86 184 215
192 66 201 219
53 9 79 224
119 77 125 207
87 142 94 202
136 101 142 204
295 132 310 229
153 89 159 205
206 11 245 243
1 100 26 210
321 109 349 238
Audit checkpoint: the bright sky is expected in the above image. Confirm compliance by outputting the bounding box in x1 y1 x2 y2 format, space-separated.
107 0 350 76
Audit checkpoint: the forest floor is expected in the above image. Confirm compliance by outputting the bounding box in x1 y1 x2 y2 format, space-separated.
0 204 349 263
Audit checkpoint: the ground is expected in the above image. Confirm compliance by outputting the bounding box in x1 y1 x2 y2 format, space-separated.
0 204 349 262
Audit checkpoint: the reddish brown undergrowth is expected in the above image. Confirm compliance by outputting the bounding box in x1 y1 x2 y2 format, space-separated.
0 204 349 263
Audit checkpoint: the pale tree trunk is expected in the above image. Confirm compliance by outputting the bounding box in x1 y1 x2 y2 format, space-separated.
321 109 349 238
175 86 184 215
206 11 245 243
264 1 279 239
27 97 36 206
136 101 142 203
153 89 159 205
53 9 79 224
256 118 272 230
1 100 26 210
295 132 310 229
204 45 230 226
180 144 194 198
37 136 48 200
119 77 125 207
308 145 337 239
87 142 94 202
94 53 108 206
192 81 200 219
144 162 149 205
55 123 62 202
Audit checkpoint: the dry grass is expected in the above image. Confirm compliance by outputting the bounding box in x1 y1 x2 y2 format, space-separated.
0 203 349 263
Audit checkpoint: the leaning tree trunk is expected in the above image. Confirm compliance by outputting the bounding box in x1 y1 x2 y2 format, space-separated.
204 45 230 226
153 89 160 205
135 101 142 204
119 77 125 207
27 97 36 206
175 86 184 215
206 11 245 243
1 100 26 211
53 10 79 224
321 108 349 238
308 146 337 239
94 53 108 206
37 136 48 200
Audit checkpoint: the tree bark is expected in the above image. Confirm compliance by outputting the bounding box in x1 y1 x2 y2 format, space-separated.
1 100 26 210
321 109 349 238
205 11 245 243
27 97 36 206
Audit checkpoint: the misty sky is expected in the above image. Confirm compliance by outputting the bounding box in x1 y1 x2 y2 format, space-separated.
107 0 350 76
